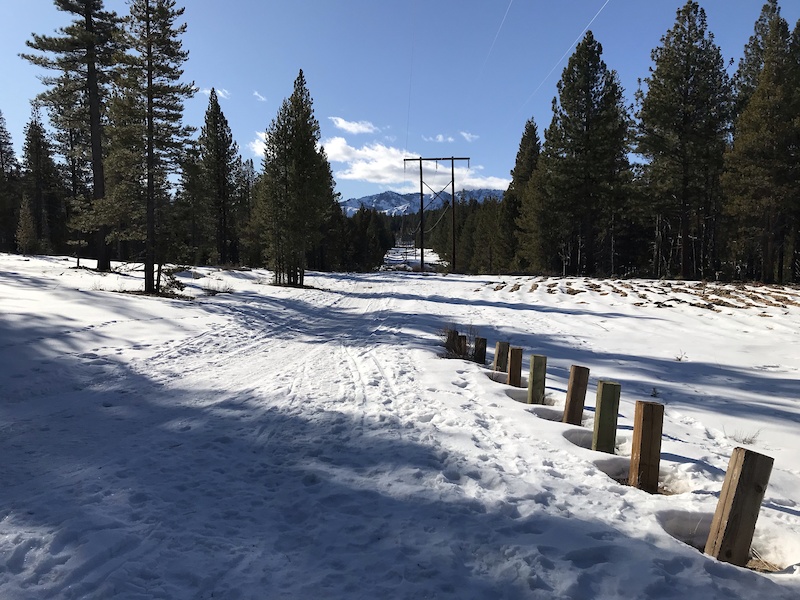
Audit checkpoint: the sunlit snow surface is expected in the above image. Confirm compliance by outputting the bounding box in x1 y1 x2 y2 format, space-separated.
1 251 799 599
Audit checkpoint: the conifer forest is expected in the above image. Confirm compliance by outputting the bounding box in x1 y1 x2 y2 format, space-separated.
1 0 799 286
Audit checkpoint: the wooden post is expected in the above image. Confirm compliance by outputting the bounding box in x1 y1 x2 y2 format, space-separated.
474 337 487 365
527 354 547 404
457 335 467 357
562 365 590 425
704 448 774 567
628 401 664 493
592 381 621 454
507 347 523 387
445 329 458 354
492 341 510 373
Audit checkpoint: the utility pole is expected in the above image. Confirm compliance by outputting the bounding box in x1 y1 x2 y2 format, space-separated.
403 156 470 272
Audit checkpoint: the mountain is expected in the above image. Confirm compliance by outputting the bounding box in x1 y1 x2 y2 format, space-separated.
339 188 504 217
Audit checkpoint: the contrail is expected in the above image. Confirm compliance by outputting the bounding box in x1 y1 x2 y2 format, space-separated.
520 0 613 111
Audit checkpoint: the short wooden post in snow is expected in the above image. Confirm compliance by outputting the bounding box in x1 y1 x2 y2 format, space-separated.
507 347 523 387
704 447 774 567
628 400 664 493
526 354 547 404
562 365 590 425
493 341 510 373
592 381 621 454
474 337 487 365
445 329 459 354
457 335 467 357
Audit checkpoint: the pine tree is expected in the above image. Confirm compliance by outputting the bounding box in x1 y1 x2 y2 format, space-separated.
172 142 214 264
723 12 796 283
21 106 68 253
16 195 38 254
126 0 194 292
518 32 631 275
637 1 731 279
0 110 21 251
258 70 337 286
733 0 782 121
199 88 240 265
22 0 124 271
502 118 540 271
102 77 147 259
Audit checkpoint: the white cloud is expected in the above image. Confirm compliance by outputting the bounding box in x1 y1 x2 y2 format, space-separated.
422 134 455 143
249 131 267 157
460 131 479 142
253 90 267 102
199 88 231 99
324 136 509 192
329 117 379 135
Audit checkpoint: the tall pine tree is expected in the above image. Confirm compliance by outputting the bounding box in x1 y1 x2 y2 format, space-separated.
0 110 20 251
199 89 240 265
637 1 731 279
22 0 123 270
125 0 194 292
257 70 337 286
21 106 68 253
503 118 540 272
723 11 797 282
518 32 631 276
733 0 783 121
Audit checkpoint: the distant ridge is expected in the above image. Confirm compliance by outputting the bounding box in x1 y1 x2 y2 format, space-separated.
339 188 504 217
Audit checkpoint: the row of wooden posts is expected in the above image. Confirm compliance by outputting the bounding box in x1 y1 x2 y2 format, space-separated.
452 331 775 569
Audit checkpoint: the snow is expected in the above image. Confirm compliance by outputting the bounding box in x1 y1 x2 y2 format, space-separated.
1 251 800 599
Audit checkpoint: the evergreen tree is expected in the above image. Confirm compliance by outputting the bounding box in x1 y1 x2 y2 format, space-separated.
0 110 21 251
21 106 68 253
637 1 731 279
258 70 337 286
16 195 38 254
723 12 797 282
733 0 782 121
102 77 146 259
22 0 124 271
518 31 631 275
172 142 214 264
199 88 239 265
504 118 540 271
126 0 194 292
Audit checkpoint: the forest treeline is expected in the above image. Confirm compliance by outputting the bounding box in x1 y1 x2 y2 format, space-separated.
416 1 800 283
0 1 798 286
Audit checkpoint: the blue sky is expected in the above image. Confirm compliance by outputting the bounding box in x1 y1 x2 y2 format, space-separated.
1 1 798 201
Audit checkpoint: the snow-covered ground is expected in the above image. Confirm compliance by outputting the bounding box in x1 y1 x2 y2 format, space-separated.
1 251 799 599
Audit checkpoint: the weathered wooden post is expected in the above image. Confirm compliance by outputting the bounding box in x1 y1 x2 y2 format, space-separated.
704 448 774 567
474 337 487 365
526 354 547 404
629 400 664 493
457 335 467 357
493 341 510 373
445 329 458 354
507 347 523 387
592 381 621 454
562 365 590 425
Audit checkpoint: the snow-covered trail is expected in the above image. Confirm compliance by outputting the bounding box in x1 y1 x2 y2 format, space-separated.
1 256 799 598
